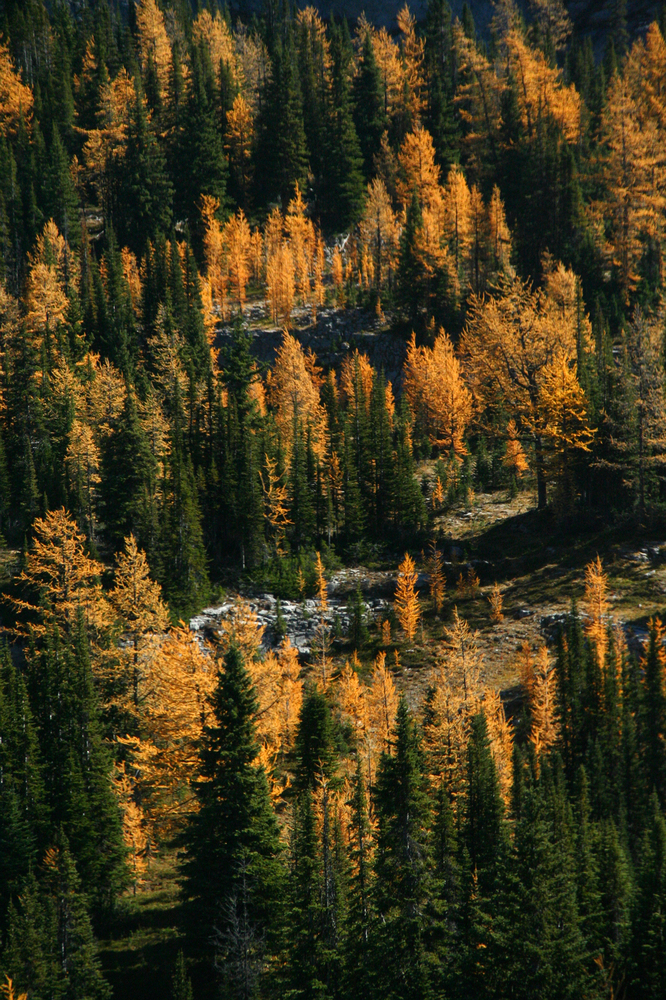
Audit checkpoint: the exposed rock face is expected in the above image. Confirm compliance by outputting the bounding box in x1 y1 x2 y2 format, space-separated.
216 306 410 391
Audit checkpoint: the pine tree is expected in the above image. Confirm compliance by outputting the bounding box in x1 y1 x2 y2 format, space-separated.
171 952 193 1000
3 836 111 1000
295 687 338 791
114 80 173 252
631 796 666 996
101 390 157 556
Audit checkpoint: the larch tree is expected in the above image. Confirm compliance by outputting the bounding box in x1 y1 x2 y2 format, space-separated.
0 41 33 137
583 555 610 672
225 93 255 209
259 453 291 556
530 646 559 758
403 329 472 455
394 552 421 640
248 638 303 799
623 310 666 515
135 0 172 101
118 626 216 840
222 209 253 315
267 331 326 458
109 535 169 708
11 509 113 649
426 538 445 613
359 178 399 295
460 273 588 508
396 126 441 211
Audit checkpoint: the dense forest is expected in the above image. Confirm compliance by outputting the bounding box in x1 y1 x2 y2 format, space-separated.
3 0 666 997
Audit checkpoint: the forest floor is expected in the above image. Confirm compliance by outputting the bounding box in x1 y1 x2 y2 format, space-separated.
99 482 666 999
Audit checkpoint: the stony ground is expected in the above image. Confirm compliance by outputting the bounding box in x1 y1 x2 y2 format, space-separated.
191 484 666 717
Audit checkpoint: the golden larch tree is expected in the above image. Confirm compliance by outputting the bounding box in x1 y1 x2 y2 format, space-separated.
394 552 421 640
403 329 472 455
193 9 238 87
0 41 33 136
225 93 255 205
11 509 113 646
135 0 172 98
460 273 587 508
397 126 441 211
222 209 253 314
1 978 27 1000
530 646 559 757
65 420 102 542
359 178 399 293
110 535 170 707
260 453 291 556
118 627 216 839
503 418 529 478
484 687 514 805
583 555 610 671
443 606 482 706
397 4 426 125
423 664 470 804
426 538 445 613
267 331 326 457
366 650 399 780
266 243 295 326
488 582 503 623
248 638 303 799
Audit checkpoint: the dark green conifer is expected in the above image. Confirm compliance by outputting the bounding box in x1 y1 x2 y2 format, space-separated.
184 646 284 988
372 699 435 1000
353 33 386 180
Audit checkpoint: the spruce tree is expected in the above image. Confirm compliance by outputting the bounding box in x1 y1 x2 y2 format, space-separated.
353 33 386 181
319 26 365 232
114 80 173 252
631 796 666 996
31 618 128 919
256 42 309 209
184 646 284 988
462 712 505 894
372 699 435 1000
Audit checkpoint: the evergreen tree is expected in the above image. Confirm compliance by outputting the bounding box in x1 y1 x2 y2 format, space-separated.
353 33 386 181
114 81 173 252
320 26 365 231
31 618 128 918
3 834 111 1000
372 699 436 999
463 713 505 893
631 796 666 997
256 42 309 209
184 646 284 988
295 687 338 791
101 390 157 555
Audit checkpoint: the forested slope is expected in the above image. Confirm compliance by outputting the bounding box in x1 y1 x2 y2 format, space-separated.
2 1 666 998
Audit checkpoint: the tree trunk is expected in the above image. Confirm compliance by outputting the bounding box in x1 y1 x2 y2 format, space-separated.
535 436 547 509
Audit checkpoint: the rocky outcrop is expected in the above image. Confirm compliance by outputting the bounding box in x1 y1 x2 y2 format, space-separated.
216 305 410 389
190 591 391 654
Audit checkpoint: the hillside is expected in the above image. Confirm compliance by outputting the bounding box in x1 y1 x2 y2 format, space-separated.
4 1 666 999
